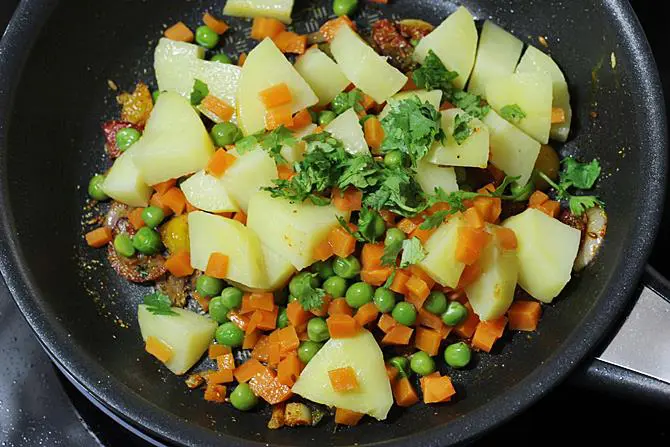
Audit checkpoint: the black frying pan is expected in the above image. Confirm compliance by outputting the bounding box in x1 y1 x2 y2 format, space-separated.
0 0 667 445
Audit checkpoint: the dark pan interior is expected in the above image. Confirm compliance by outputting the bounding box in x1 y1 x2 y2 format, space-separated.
0 0 666 445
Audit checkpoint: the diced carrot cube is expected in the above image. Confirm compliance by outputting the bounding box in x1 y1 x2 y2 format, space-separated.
378 313 397 333
508 301 542 331
203 12 229 34
85 227 112 248
381 325 413 345
164 251 194 277
164 22 194 42
145 336 173 363
328 366 359 392
259 83 293 109
335 408 364 425
205 252 229 279
265 104 294 130
326 314 360 338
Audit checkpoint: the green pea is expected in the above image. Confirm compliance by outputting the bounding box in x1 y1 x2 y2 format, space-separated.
289 272 320 298
389 356 409 378
196 275 225 297
410 351 436 376
115 128 141 151
441 301 468 326
392 301 417 326
298 341 322 364
333 0 358 17
132 227 162 255
152 90 160 103
113 234 135 257
230 383 258 411
345 282 373 308
511 181 535 202
323 276 347 298
444 342 471 368
373 288 396 313
333 255 361 279
210 122 241 147
384 228 406 247
220 287 243 309
208 297 230 323
211 53 232 64
195 25 219 49
307 317 330 342
277 307 289 328
318 110 337 126
312 259 335 280
215 322 244 347
384 150 404 169
141 206 165 229
370 212 386 241
88 174 109 201
424 291 447 315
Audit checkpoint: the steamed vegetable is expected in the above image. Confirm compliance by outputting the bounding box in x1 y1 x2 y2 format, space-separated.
221 148 278 212
223 0 295 24
427 108 489 168
101 144 152 207
294 46 350 107
324 108 369 155
418 214 467 288
180 170 240 213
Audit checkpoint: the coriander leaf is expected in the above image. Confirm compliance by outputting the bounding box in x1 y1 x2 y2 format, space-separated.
382 240 403 266
450 90 490 119
259 126 296 164
236 135 258 154
357 207 383 242
364 166 427 217
426 187 479 213
337 216 366 242
143 292 177 316
400 237 426 268
490 175 522 198
383 269 397 288
297 276 327 311
419 210 451 230
337 155 382 190
500 104 526 122
560 157 601 189
190 79 209 106
569 195 604 216
331 89 364 115
452 113 473 145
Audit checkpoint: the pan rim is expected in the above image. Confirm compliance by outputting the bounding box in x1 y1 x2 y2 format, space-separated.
0 0 666 445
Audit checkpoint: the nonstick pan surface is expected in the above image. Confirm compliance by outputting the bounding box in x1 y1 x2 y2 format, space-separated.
0 0 666 445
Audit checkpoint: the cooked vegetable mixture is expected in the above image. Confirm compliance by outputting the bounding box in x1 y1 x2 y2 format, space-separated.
84 1 607 429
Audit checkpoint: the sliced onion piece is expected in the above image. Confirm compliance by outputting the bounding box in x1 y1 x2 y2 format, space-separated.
573 206 607 272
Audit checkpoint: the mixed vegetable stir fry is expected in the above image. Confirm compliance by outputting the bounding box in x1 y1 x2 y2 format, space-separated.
83 0 606 429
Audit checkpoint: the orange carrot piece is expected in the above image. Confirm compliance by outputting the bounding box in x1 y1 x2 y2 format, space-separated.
479 316 507 338
208 343 231 359
457 263 482 289
328 366 359 392
327 226 356 258
85 227 113 248
246 310 262 335
364 116 384 150
153 179 177 195
205 252 229 279
243 330 261 350
464 206 485 229
248 366 293 404
256 307 279 331
408 265 436 289
494 227 518 250
354 302 379 327
421 375 456 403
206 149 237 177
471 324 498 352
164 251 194 277
440 100 455 110
551 107 566 124
529 190 549 207
331 188 363 212
472 196 502 224
390 269 411 295
287 301 312 327
217 352 236 370
360 268 393 286
203 12 229 34
268 341 281 367
206 369 234 385
381 325 413 345
160 187 186 215
313 236 334 262
164 22 194 42
145 336 173 363
287 108 312 130
238 52 247 66
361 243 385 270
232 211 247 225
265 104 293 130
326 314 360 338
402 74 418 92
415 327 442 356
251 335 270 361
203 383 226 403
249 292 274 312
274 31 308 54
328 297 353 315
150 192 173 216
417 308 442 331
240 294 255 315
259 83 293 109
193 293 211 312
380 209 398 225
538 200 560 218
378 313 397 333
405 275 430 308
234 358 266 383
508 301 542 331
128 208 146 230
201 95 234 122
397 217 421 234
455 227 492 265
409 226 435 244
277 326 301 353
277 353 303 387
320 16 355 41
335 408 364 426
250 17 286 40
228 310 250 331
453 303 479 339
386 364 399 382
277 164 295 181
392 376 419 407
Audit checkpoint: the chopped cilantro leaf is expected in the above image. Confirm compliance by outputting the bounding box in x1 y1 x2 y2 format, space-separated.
383 269 397 288
560 157 602 189
297 275 327 311
337 155 382 190
452 113 473 145
331 89 364 115
419 209 451 230
400 237 426 268
381 239 403 267
143 292 177 316
190 79 209 106
500 104 526 123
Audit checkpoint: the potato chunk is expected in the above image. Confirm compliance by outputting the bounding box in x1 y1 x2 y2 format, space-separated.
415 160 459 195
502 208 581 302
292 330 393 420
427 108 489 168
137 304 217 375
418 214 466 288
101 143 152 207
223 0 294 24
180 170 239 213
221 148 278 213
324 108 369 155
294 46 350 107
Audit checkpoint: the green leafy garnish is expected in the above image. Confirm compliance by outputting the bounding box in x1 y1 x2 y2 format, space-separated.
380 96 444 167
297 275 327 311
363 167 427 217
336 216 366 242
500 104 527 122
190 79 209 106
357 208 383 242
235 126 296 164
383 269 398 288
331 89 364 115
538 157 604 216
452 113 473 145
143 292 177 316
382 235 403 266
337 155 382 190
399 237 426 268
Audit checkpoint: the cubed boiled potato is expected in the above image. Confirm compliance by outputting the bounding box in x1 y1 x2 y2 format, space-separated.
292 329 393 420
236 39 318 135
137 304 217 375
465 225 519 321
502 208 581 303
516 45 572 142
486 72 553 144
180 170 239 213
378 89 443 120
223 0 294 24
294 46 350 107
415 160 459 195
247 191 350 270
467 21 524 96
132 92 215 185
221 148 278 213
324 108 369 155
154 38 241 121
418 214 466 288
330 25 407 103
101 143 152 207
188 211 266 289
427 108 489 168
482 108 541 186
413 6 478 89
259 243 296 291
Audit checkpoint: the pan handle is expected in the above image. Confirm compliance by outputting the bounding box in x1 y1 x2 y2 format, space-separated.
572 265 670 404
